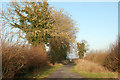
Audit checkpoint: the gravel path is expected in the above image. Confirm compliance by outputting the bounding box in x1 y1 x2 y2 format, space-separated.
47 63 83 78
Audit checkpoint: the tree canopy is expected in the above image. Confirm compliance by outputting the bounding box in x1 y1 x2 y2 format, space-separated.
3 2 55 45
47 8 77 64
3 1 78 65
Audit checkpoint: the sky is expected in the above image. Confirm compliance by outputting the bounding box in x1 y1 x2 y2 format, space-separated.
49 2 118 51
0 1 118 51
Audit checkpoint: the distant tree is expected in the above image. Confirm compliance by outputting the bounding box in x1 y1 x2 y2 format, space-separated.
77 40 88 59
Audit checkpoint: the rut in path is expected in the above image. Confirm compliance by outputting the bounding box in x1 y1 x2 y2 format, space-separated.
47 63 83 78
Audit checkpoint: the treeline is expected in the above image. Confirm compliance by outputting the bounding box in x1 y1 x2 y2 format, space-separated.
2 1 77 78
84 38 120 72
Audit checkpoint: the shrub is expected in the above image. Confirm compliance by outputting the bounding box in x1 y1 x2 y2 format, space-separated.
103 41 119 72
2 42 27 78
24 45 48 72
2 40 48 78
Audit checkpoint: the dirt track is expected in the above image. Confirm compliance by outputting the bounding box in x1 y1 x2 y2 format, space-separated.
47 63 83 78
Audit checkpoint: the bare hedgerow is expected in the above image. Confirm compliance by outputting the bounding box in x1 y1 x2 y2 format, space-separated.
2 34 48 78
2 40 27 78
103 40 119 72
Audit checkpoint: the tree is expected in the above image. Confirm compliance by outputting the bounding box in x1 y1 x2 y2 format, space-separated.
3 1 78 65
48 9 78 65
77 40 88 59
48 37 70 65
3 1 54 46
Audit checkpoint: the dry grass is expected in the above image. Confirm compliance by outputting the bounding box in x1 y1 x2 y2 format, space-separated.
74 59 109 73
73 59 118 78
84 51 108 66
84 40 120 72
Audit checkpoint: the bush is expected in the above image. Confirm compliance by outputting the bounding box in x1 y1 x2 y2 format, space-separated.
2 40 48 78
103 41 119 72
24 45 48 72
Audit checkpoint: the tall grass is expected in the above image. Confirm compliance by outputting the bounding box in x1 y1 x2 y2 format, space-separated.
84 39 120 72
74 59 109 73
72 59 118 78
84 51 108 66
2 32 49 78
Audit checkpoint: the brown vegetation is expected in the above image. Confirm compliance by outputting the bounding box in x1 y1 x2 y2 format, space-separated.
103 41 119 72
84 39 120 72
73 59 118 78
75 59 109 73
84 51 108 66
2 38 49 78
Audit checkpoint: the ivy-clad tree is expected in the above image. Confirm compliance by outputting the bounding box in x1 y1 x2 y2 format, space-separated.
3 1 54 46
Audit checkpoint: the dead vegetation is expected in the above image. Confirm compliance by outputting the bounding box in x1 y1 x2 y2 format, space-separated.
84 39 120 72
75 59 109 73
2 34 49 78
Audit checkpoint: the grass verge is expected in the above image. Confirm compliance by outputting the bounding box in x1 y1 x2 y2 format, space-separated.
71 66 118 78
25 64 63 78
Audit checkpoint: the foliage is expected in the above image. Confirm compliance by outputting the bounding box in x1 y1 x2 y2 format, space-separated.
47 9 77 65
2 1 78 78
50 9 77 43
77 40 88 59
48 37 70 65
3 1 77 65
3 1 54 46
